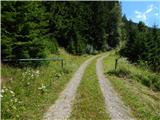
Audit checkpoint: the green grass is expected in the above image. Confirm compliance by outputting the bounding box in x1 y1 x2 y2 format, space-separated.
1 49 90 120
70 58 110 120
103 52 160 120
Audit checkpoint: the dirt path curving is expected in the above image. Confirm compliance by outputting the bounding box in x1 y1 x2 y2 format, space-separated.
96 54 134 120
43 56 97 120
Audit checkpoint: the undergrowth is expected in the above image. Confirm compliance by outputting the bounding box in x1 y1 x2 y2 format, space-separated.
1 49 90 120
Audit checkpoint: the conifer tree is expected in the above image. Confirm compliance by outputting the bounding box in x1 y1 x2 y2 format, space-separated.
107 2 122 48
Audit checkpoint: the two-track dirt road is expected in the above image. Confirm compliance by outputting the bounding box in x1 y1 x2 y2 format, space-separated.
43 54 133 120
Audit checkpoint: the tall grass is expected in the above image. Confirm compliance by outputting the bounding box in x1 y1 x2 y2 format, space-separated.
107 54 160 91
1 49 90 119
103 53 160 119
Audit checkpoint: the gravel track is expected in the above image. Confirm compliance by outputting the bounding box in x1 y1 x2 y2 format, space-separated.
43 56 96 120
96 54 133 120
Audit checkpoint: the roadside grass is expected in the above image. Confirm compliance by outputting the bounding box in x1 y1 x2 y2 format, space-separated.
107 53 160 91
70 58 110 120
1 49 90 120
103 52 160 120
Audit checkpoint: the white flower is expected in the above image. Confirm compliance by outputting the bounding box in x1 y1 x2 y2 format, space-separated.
14 98 18 102
31 74 34 77
10 90 15 94
0 94 3 98
36 70 40 74
1 89 4 93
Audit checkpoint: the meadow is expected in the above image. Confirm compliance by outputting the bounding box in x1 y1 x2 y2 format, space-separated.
1 49 90 119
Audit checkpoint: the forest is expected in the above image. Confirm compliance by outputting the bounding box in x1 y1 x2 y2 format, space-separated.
1 1 160 120
2 1 159 71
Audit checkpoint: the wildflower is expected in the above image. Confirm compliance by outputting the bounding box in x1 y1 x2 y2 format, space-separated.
10 90 15 94
27 82 30 86
36 70 40 75
14 98 18 103
31 74 34 78
0 94 3 98
1 89 4 93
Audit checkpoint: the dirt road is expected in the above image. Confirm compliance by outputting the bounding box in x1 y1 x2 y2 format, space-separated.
43 56 96 120
96 55 133 120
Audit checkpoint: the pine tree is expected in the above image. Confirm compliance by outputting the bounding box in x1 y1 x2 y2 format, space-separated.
2 1 51 66
1 1 17 59
147 25 160 71
120 20 138 61
107 2 122 48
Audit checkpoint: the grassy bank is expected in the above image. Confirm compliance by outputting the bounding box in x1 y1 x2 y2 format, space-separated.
1 49 90 120
103 52 160 120
70 58 110 120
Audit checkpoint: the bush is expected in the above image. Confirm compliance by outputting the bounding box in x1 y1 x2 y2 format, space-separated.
108 66 160 91
107 67 131 78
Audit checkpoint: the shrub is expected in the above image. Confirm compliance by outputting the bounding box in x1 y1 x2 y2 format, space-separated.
107 67 131 78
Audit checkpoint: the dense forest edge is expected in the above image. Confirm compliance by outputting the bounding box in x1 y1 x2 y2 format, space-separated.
1 1 160 72
1 1 160 119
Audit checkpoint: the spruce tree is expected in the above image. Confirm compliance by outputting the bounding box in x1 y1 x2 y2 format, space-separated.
2 1 50 66
107 2 122 48
1 1 17 59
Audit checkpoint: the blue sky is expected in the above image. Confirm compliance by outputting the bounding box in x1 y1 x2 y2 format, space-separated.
121 1 160 28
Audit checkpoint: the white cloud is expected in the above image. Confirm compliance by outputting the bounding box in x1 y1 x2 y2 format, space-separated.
135 10 141 14
134 10 147 21
145 4 154 14
134 4 159 22
154 13 159 16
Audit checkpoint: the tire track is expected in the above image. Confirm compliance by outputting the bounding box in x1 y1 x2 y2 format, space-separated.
96 54 133 120
43 56 96 120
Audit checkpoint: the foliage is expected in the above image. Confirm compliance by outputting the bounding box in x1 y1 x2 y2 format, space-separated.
120 19 160 72
2 1 122 66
